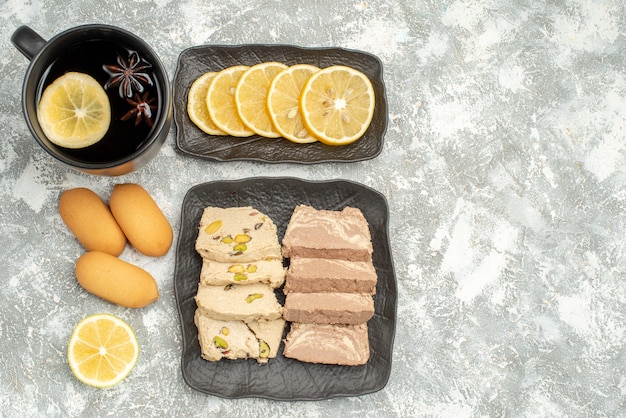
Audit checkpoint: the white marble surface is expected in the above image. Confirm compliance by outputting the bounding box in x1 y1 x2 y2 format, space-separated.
1 1 625 417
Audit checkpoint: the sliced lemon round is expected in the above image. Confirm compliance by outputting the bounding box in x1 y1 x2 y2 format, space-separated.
235 62 288 138
299 65 375 146
207 65 254 137
187 71 227 135
37 72 111 149
67 313 139 389
267 64 319 144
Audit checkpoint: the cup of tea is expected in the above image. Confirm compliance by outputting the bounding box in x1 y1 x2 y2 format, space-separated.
11 24 172 176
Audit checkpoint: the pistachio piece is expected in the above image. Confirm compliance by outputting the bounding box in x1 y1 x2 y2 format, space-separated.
234 233 251 243
245 293 263 303
221 235 234 244
259 340 270 358
234 273 248 281
233 243 247 252
228 264 245 274
204 220 222 235
224 284 235 291
246 264 258 273
213 335 228 350
221 327 229 336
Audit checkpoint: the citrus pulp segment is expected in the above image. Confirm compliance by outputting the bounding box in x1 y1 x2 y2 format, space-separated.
37 72 111 149
267 64 319 144
67 313 139 388
187 71 227 135
235 62 288 138
299 65 375 146
206 65 254 137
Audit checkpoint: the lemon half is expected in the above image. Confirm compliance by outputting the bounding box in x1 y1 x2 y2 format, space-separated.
67 313 139 388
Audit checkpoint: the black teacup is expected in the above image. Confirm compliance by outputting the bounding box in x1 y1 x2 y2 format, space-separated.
11 24 172 176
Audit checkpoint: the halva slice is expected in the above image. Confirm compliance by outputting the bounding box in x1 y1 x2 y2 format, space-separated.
284 257 377 294
282 205 373 262
246 318 286 362
283 292 374 325
200 258 286 288
283 323 370 366
195 282 283 322
196 206 281 262
194 310 259 361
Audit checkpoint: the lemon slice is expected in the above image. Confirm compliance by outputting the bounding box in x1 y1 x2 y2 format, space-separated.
207 66 254 137
299 65 375 146
235 62 288 138
67 313 139 388
37 72 111 148
267 64 319 144
187 72 227 135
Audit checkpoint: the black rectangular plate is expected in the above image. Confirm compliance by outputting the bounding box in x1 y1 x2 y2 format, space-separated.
174 177 397 400
172 45 387 163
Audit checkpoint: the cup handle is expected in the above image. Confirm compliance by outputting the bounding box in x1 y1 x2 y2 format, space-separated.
11 25 47 61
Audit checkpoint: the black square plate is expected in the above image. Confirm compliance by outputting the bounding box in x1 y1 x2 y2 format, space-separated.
172 45 387 163
174 177 397 400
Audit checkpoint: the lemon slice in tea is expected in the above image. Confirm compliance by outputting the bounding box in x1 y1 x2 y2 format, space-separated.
37 72 111 148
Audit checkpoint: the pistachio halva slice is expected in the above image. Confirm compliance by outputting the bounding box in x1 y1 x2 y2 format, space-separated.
196 206 281 262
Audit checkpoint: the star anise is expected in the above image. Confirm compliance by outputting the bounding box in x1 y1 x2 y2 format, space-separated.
121 92 157 127
103 51 153 98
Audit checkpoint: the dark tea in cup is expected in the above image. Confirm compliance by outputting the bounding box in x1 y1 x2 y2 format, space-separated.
38 39 163 162
12 25 172 176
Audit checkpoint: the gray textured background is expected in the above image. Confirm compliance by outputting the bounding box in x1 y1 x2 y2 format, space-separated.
1 0 624 417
